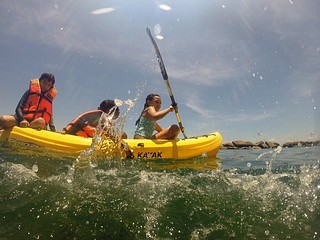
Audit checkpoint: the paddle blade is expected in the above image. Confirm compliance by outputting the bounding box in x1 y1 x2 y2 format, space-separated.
146 27 168 80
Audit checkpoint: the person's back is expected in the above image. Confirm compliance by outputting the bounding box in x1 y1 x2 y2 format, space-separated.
62 99 119 138
62 110 103 137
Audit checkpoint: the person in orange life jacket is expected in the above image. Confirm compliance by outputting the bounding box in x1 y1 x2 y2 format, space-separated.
134 93 180 140
63 99 132 158
62 99 127 139
0 73 57 131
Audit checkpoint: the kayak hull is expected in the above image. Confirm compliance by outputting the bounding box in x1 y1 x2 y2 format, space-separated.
0 127 223 159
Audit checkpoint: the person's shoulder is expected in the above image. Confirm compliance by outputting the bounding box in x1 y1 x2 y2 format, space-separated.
143 106 152 113
81 109 101 116
20 90 30 99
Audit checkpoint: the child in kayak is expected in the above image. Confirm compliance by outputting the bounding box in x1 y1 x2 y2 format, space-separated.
62 99 126 138
134 93 180 140
62 99 132 158
0 73 57 131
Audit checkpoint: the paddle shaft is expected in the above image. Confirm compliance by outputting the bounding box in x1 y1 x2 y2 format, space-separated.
146 27 187 139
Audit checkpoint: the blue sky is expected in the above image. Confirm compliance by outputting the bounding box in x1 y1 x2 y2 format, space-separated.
0 0 319 144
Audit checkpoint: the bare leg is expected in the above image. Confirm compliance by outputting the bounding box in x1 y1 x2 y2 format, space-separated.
121 132 128 139
0 115 18 129
29 118 46 130
153 124 180 140
134 134 144 139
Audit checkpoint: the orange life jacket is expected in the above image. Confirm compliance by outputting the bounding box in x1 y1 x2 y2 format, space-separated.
63 110 103 138
22 78 57 124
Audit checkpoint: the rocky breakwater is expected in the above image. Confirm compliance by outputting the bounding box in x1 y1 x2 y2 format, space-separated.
282 140 320 148
221 140 320 150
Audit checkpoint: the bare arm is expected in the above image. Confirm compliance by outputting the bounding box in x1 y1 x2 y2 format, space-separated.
15 90 29 123
49 116 56 131
145 106 173 121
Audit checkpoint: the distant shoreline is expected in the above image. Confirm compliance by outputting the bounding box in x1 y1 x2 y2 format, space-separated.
221 139 320 150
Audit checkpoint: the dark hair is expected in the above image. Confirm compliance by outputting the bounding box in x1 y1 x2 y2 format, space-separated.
135 93 160 125
39 73 55 85
99 99 119 113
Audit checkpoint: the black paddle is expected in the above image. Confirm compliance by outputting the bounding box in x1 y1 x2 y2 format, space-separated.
146 27 187 139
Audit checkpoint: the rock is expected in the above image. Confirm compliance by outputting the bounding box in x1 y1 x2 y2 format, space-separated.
222 142 236 149
283 142 293 148
252 145 262 150
232 140 253 148
255 141 269 149
221 139 319 150
313 140 320 146
265 141 280 148
283 140 320 148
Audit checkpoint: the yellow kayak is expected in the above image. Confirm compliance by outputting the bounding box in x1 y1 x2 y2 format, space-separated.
0 127 223 159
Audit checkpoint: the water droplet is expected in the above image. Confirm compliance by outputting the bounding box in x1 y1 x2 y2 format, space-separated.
115 98 123 106
154 24 161 35
158 4 172 11
91 7 115 15
32 165 38 172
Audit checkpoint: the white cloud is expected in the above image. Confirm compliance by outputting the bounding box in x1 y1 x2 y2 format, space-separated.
226 112 274 122
185 95 218 118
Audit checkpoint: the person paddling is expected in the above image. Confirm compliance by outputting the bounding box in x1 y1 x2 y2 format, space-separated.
134 93 180 140
0 73 57 131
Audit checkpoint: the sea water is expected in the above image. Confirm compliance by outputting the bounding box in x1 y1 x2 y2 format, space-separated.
0 141 319 240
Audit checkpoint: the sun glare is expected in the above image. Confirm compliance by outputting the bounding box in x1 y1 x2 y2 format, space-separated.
158 4 172 11
91 7 115 15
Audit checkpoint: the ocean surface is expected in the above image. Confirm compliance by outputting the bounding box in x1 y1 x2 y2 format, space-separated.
0 141 319 240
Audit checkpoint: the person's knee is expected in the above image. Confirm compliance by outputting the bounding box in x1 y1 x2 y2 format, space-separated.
39 118 46 125
169 124 180 139
171 124 180 133
30 118 46 129
0 116 7 126
122 132 128 139
0 115 17 129
38 118 46 129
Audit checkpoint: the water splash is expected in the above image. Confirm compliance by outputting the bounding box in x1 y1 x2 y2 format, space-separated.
67 96 140 182
257 145 282 174
1 146 319 239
